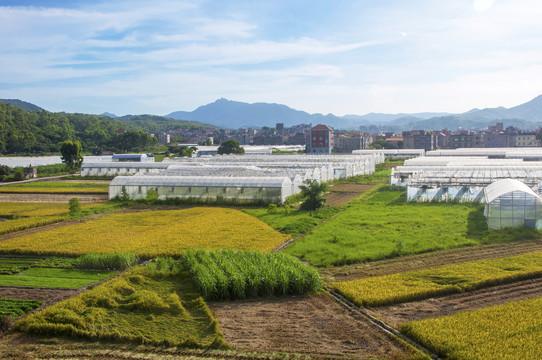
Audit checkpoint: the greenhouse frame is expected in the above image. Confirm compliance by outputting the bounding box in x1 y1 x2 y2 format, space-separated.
484 179 542 229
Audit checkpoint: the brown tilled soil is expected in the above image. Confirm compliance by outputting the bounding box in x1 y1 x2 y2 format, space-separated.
0 193 108 203
319 240 542 283
370 277 542 327
324 184 374 207
0 287 81 309
209 293 419 359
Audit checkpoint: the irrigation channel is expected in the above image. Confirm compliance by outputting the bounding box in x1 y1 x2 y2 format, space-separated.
327 287 441 360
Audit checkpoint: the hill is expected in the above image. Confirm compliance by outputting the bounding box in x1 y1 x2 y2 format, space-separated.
0 102 212 154
0 99 44 112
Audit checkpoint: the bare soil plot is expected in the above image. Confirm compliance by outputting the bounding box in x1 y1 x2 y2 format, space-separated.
0 193 108 203
371 277 542 327
210 293 419 359
319 240 542 283
0 287 81 308
324 184 375 207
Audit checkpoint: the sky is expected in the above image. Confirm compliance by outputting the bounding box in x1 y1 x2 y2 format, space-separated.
1 0 542 117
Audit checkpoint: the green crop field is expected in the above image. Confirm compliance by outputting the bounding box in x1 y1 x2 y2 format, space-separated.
284 188 539 267
182 249 323 300
0 267 119 288
332 251 542 307
0 298 43 320
401 297 542 360
15 265 227 348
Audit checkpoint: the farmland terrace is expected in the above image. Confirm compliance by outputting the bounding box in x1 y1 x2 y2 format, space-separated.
0 163 540 360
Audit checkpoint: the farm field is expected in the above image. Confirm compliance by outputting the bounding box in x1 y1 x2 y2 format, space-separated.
0 298 42 320
319 239 542 282
1 160 540 360
0 182 108 194
0 202 111 235
372 277 542 327
331 251 542 307
209 293 424 359
0 207 291 257
0 267 119 288
323 183 375 207
15 265 228 349
284 187 539 267
401 297 542 360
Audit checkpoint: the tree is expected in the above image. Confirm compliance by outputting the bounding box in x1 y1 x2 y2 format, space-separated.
299 179 328 211
217 139 244 155
60 140 83 172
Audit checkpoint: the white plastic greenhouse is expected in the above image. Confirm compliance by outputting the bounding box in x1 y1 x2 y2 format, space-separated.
484 179 542 229
109 176 293 204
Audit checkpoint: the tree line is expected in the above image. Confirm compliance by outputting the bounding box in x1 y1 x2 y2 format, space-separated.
0 103 209 154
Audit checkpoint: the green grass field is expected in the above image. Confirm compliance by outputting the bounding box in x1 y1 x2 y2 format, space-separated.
15 266 227 348
243 206 339 236
284 188 539 267
401 297 542 360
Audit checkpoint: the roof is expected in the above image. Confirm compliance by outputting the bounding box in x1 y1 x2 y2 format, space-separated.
484 178 542 203
110 176 292 188
311 124 333 131
112 154 147 159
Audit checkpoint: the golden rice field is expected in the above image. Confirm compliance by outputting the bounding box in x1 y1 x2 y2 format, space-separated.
332 252 542 307
401 297 542 360
0 202 105 235
0 207 291 257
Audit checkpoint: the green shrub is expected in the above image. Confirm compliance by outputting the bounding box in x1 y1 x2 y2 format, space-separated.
68 197 82 215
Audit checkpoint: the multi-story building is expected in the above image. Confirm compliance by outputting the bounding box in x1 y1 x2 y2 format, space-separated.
511 133 540 147
402 130 434 151
334 133 369 153
307 124 334 154
449 131 484 149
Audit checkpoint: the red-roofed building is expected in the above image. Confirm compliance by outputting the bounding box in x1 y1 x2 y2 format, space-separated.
307 124 334 154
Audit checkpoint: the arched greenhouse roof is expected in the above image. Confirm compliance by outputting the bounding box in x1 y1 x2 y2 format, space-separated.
484 178 542 204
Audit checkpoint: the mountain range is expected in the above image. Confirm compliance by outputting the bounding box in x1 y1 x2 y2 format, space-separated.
3 95 542 132
166 95 542 131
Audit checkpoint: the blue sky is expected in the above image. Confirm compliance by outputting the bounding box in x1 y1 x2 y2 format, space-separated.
1 0 541 116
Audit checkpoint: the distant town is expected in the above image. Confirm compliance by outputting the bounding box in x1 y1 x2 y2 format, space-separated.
152 121 541 153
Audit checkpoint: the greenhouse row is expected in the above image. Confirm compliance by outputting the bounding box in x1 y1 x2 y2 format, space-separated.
103 153 384 204
391 153 542 202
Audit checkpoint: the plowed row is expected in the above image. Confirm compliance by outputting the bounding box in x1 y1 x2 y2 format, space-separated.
371 277 542 327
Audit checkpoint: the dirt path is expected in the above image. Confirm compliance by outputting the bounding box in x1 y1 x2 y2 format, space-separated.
371 277 542 327
324 184 375 207
320 240 542 283
209 293 419 359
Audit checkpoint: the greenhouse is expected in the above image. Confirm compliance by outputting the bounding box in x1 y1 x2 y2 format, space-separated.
81 162 169 176
484 179 542 229
109 175 293 204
